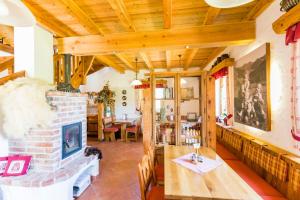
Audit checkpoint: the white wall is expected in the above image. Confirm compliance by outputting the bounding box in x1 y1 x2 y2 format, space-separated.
14 25 53 83
209 0 299 155
0 26 54 156
84 67 147 119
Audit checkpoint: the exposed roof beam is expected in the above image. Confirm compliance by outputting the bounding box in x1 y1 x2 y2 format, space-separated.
184 48 198 70
163 0 172 29
96 55 125 73
115 53 135 71
0 44 14 54
59 0 105 35
139 52 153 71
23 1 77 37
246 0 274 20
83 56 95 76
201 47 226 70
165 50 171 71
106 0 136 32
88 65 105 75
203 7 221 25
56 21 255 55
0 57 14 73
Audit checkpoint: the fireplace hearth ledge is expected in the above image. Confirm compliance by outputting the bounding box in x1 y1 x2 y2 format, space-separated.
0 152 99 200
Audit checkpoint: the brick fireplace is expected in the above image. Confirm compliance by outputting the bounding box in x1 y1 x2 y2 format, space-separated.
0 91 99 200
7 91 88 173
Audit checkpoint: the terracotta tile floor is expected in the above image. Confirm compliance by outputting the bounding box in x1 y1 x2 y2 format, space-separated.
77 137 144 200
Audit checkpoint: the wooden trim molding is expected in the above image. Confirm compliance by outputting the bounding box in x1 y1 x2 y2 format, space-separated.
273 3 300 34
0 71 26 85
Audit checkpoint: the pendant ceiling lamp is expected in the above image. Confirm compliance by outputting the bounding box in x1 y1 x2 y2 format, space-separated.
0 0 36 27
131 58 142 86
204 0 254 8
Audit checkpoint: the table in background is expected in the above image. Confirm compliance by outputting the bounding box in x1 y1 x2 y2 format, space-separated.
164 145 262 200
114 118 138 141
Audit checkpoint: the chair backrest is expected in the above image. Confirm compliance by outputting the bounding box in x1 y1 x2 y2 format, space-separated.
102 117 112 128
138 155 152 200
147 145 157 184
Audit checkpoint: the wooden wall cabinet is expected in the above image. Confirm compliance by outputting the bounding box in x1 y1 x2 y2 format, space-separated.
143 71 215 148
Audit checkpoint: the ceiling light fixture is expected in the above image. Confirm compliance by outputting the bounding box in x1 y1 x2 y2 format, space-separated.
131 58 142 86
0 0 36 27
204 0 254 8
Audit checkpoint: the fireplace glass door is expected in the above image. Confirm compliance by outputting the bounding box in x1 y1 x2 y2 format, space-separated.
62 122 82 159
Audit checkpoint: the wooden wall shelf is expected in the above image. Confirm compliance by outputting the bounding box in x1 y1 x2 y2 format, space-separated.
273 3 300 34
209 58 235 75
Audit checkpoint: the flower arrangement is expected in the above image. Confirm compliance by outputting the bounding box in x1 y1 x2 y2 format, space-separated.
280 0 299 12
95 82 116 106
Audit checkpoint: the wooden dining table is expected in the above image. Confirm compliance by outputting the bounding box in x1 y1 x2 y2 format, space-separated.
164 145 262 200
114 118 138 141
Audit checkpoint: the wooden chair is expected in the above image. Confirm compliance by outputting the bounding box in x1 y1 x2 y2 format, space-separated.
125 125 138 142
148 145 164 186
138 155 164 200
103 117 119 142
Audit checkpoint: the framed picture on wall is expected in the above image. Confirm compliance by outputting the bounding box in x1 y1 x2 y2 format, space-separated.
234 43 271 131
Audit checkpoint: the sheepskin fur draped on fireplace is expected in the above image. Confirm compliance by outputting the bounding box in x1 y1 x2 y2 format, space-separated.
0 78 56 139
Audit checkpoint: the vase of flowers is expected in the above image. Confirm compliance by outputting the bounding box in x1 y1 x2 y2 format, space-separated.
95 82 116 117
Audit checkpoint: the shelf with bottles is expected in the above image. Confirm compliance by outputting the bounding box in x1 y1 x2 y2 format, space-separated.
155 124 176 145
180 128 201 145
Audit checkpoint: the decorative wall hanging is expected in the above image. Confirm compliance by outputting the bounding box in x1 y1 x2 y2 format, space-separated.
234 43 271 131
122 96 127 101
122 90 127 95
291 40 300 145
122 102 127 107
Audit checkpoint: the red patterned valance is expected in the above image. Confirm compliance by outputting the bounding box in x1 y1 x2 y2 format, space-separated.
286 22 300 45
211 67 228 79
134 83 165 89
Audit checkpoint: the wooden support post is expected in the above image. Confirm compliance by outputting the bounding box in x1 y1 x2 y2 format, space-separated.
97 103 104 141
201 72 216 150
142 88 152 153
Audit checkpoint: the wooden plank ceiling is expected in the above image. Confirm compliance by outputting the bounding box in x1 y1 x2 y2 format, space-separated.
0 0 273 74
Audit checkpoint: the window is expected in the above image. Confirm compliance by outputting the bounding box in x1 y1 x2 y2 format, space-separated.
215 76 228 117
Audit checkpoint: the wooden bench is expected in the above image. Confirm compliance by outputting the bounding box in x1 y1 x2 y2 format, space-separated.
216 124 300 200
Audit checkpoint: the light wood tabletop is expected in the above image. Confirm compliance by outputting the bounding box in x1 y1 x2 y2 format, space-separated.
164 145 262 200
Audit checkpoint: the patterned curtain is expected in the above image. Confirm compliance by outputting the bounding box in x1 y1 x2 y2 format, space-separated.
291 41 300 141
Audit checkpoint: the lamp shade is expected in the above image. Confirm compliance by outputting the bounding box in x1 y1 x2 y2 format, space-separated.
204 0 253 8
0 0 36 27
131 79 142 86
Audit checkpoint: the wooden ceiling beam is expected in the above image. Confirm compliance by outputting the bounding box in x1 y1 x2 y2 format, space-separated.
0 44 14 54
23 1 77 37
139 52 153 71
184 48 198 70
163 0 172 29
165 50 171 71
115 53 135 71
203 7 221 25
96 55 125 73
201 47 226 70
245 0 274 20
0 57 14 73
56 21 255 55
106 0 136 32
83 56 95 76
59 0 104 35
